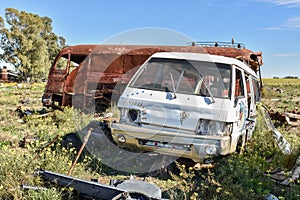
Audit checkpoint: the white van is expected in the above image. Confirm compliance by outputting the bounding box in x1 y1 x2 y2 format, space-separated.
111 52 261 162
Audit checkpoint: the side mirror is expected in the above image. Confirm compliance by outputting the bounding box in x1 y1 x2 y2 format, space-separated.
250 54 258 61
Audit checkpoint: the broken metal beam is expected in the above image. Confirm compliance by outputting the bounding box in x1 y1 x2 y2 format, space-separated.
35 170 164 200
35 170 128 200
283 112 300 120
284 112 300 126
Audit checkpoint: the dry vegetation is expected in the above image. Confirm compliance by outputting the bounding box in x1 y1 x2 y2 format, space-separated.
0 79 299 199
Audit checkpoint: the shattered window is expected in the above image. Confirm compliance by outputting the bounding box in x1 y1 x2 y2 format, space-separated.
130 58 231 98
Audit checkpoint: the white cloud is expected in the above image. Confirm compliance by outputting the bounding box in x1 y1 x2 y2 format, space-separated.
258 0 300 7
260 26 283 30
258 1 300 30
261 16 300 31
285 16 300 30
272 53 300 57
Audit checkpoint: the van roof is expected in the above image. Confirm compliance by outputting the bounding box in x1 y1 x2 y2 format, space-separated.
150 52 258 78
56 44 261 73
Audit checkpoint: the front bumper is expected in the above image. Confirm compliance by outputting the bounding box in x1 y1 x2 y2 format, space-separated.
111 123 232 162
42 93 53 106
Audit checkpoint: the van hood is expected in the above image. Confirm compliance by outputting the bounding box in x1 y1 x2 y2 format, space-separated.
118 88 233 133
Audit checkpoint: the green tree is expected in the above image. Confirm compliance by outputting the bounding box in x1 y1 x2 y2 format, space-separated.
0 8 66 81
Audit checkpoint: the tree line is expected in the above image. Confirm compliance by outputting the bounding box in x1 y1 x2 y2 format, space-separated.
0 8 66 81
273 76 298 79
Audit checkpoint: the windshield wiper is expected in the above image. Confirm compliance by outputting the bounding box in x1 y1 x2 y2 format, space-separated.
175 71 185 91
201 78 215 104
170 73 177 99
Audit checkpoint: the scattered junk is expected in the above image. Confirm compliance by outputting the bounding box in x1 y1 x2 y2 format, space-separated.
274 88 283 93
14 105 49 125
42 43 262 113
268 109 300 126
15 106 48 118
283 112 300 126
265 193 280 200
20 130 165 199
15 106 34 118
269 110 286 124
259 104 299 187
33 169 164 200
280 155 300 186
111 42 263 163
269 155 300 186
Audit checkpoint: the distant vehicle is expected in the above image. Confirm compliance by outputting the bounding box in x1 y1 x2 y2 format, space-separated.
0 66 18 82
111 43 263 163
42 43 262 113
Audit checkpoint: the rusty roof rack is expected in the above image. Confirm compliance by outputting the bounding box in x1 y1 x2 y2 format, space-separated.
188 41 245 49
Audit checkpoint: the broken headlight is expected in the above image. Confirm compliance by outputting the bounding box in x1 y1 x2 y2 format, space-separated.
128 109 138 122
196 119 231 136
119 108 141 126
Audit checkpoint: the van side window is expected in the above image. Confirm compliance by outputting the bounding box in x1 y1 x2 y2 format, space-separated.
235 68 244 97
252 79 261 102
245 75 251 95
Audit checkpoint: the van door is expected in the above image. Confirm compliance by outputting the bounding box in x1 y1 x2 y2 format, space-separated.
245 75 257 118
46 54 70 95
233 67 248 133
43 54 70 107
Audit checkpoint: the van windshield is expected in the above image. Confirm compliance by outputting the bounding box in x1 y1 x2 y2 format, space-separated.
130 58 232 98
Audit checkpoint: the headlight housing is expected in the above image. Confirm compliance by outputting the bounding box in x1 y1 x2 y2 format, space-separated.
196 119 231 136
119 108 141 127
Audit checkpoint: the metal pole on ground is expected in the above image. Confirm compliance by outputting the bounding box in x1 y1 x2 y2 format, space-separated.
67 128 92 176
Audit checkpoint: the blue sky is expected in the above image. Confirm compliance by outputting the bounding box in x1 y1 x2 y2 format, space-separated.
1 0 300 78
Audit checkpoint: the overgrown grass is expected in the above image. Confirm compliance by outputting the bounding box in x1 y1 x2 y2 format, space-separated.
164 104 299 200
0 80 299 199
261 78 300 114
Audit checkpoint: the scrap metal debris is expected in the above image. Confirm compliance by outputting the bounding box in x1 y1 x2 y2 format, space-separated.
15 106 34 118
283 112 300 126
35 169 164 200
266 193 279 200
269 155 300 186
274 88 284 93
258 104 300 186
15 106 49 119
268 109 300 126
258 104 292 155
269 110 286 124
280 155 300 186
